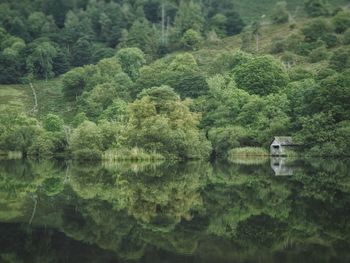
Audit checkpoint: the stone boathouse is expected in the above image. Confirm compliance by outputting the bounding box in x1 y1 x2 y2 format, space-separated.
270 136 298 156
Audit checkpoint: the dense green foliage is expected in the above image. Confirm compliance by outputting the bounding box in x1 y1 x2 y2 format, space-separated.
1 0 350 159
0 0 245 84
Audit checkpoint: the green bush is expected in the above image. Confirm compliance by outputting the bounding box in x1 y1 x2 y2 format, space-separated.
28 132 55 157
304 0 330 17
308 45 330 63
72 148 102 160
321 33 338 48
315 67 337 80
271 1 289 24
209 51 253 75
234 56 289 96
295 40 325 56
329 47 350 72
302 18 332 42
70 121 104 160
181 29 203 50
43 114 64 132
270 38 286 54
332 11 350 33
208 126 251 158
289 67 314 81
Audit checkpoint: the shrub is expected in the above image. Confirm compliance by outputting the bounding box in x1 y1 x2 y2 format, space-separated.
116 47 146 81
271 1 289 24
302 18 332 42
284 33 305 52
332 11 350 33
295 40 325 56
209 50 253 75
315 67 336 80
304 0 330 17
70 121 103 160
329 47 350 72
208 126 251 158
43 114 64 132
181 29 203 50
234 56 289 96
289 67 314 81
308 45 330 63
72 148 102 160
321 33 338 48
270 38 286 54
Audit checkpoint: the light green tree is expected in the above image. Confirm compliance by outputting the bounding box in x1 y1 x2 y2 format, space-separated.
116 47 146 80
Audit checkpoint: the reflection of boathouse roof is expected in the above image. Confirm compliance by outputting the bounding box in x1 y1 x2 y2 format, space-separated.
271 136 296 146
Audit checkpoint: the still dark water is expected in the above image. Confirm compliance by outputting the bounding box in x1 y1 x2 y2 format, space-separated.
0 157 350 263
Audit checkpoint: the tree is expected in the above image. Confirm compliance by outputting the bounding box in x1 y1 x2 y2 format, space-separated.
26 42 58 80
120 18 157 56
271 2 289 24
116 47 146 81
70 121 103 160
225 10 245 36
0 107 40 155
174 1 204 36
72 37 92 67
125 86 212 159
329 47 350 72
209 13 227 37
27 12 49 39
62 67 86 100
42 0 72 27
208 126 251 158
135 53 208 98
308 45 329 63
181 29 203 50
43 114 64 132
332 11 350 34
0 52 24 84
304 0 330 17
234 56 289 96
302 18 332 42
53 47 70 75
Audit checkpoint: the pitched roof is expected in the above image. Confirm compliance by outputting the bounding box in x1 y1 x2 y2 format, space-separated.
272 136 294 146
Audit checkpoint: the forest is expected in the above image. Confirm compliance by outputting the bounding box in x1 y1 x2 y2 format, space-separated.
0 0 350 160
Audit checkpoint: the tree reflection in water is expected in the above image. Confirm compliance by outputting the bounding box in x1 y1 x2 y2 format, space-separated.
0 158 350 262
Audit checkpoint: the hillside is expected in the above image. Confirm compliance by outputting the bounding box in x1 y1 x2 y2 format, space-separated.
0 19 311 118
0 0 350 160
0 79 74 121
233 0 349 22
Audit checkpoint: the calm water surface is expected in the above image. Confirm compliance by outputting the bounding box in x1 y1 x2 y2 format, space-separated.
0 158 349 262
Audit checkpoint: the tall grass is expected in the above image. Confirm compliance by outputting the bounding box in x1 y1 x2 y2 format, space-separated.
229 156 269 165
0 151 23 160
229 147 269 157
102 148 165 161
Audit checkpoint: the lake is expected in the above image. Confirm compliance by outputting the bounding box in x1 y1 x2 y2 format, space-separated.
0 158 350 262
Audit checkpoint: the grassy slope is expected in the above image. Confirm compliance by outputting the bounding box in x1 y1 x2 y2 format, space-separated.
0 78 75 121
234 0 348 23
194 15 342 74
0 84 32 111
